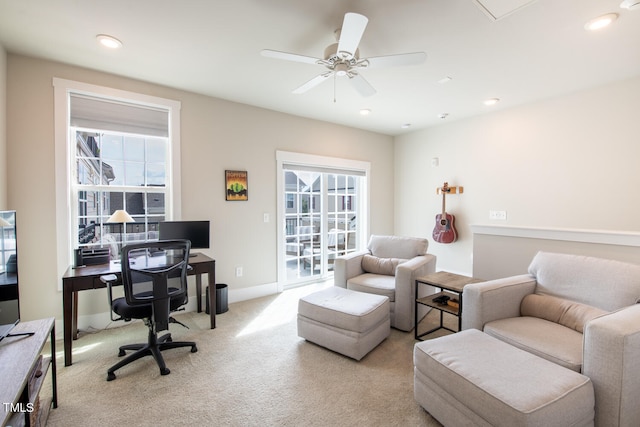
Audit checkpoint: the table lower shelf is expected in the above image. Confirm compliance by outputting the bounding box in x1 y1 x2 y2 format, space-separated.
416 291 461 315
415 291 462 340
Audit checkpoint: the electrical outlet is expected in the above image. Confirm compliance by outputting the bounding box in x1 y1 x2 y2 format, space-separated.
489 210 507 220
235 266 243 277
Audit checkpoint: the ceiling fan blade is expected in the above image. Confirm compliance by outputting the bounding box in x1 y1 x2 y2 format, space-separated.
364 52 427 69
349 73 376 97
261 49 321 65
337 13 368 58
292 72 333 94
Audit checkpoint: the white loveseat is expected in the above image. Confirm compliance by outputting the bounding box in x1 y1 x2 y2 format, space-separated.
462 251 640 426
333 235 436 331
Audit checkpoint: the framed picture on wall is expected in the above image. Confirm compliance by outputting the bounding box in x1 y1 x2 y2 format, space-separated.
225 170 248 201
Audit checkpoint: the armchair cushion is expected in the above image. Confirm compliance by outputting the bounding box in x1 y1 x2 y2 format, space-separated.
484 316 584 372
347 273 396 301
529 251 640 311
361 254 406 276
368 234 427 259
520 293 608 333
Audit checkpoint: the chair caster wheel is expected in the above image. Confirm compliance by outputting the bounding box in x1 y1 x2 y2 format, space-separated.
161 367 170 376
191 345 198 353
107 372 116 381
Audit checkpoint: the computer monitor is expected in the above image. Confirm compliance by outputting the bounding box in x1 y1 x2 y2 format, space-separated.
158 220 210 250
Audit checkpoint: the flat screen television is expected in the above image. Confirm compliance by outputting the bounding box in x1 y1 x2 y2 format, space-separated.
158 220 210 250
0 210 20 342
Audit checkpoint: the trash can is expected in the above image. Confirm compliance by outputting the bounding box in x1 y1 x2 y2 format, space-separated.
216 283 229 314
206 283 229 314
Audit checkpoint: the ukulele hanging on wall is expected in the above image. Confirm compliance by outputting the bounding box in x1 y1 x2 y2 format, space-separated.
432 182 458 244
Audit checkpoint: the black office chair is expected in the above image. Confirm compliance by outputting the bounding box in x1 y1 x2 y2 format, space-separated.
101 239 197 381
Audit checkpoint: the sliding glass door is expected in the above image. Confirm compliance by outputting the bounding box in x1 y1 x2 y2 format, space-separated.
277 152 370 290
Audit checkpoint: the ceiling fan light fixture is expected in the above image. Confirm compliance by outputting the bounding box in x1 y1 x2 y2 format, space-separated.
96 34 122 49
335 63 349 77
584 13 618 31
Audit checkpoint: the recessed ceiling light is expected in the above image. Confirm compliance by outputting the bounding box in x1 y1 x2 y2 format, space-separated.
360 109 371 116
401 123 411 129
484 98 500 106
96 34 123 49
438 113 449 119
438 76 452 84
584 13 618 31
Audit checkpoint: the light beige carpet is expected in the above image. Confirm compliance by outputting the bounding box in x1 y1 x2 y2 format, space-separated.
43 284 445 426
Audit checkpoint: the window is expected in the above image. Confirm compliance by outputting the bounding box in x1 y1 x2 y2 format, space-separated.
283 170 360 285
54 79 181 277
0 212 16 275
74 130 168 257
276 151 370 290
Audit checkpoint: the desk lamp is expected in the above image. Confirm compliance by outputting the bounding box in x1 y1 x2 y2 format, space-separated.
106 209 135 258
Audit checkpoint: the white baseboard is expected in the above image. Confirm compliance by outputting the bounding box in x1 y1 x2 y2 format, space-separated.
227 281 278 303
56 281 280 340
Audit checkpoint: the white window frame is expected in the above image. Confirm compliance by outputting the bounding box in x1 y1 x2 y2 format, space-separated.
53 78 181 287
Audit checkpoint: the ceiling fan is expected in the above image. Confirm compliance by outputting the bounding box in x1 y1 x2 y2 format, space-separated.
261 12 426 98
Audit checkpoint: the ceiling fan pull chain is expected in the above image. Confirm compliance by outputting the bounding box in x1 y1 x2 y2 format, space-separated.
333 72 337 103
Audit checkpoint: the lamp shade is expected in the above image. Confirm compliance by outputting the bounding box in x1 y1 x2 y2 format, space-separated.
107 210 135 223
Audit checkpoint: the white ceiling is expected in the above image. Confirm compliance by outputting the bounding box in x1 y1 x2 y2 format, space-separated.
1 0 639 136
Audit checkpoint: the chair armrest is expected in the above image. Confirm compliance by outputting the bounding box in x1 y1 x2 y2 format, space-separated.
333 250 368 288
583 304 640 426
100 274 122 322
394 254 437 331
461 274 537 330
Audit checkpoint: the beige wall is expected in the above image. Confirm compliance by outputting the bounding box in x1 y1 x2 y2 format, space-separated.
0 46 6 208
395 75 640 276
6 54 394 324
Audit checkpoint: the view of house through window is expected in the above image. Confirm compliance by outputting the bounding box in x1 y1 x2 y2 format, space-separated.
284 170 360 286
74 129 168 258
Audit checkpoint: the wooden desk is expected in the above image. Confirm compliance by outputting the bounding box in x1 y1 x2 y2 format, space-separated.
0 318 57 426
61 253 215 367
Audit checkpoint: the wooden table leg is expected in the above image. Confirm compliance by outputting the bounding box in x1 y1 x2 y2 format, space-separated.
208 265 216 329
196 274 202 313
72 291 78 340
63 286 74 366
50 324 58 408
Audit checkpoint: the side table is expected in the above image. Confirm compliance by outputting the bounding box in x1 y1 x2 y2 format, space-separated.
0 318 58 426
415 271 482 340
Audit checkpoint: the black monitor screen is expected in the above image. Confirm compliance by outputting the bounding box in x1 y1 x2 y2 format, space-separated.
0 210 19 342
159 220 210 249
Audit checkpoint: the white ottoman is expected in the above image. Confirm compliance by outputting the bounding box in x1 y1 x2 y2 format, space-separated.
297 287 390 361
414 329 594 427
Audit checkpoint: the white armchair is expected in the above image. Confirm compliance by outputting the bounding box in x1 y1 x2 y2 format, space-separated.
333 235 436 331
462 251 640 426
